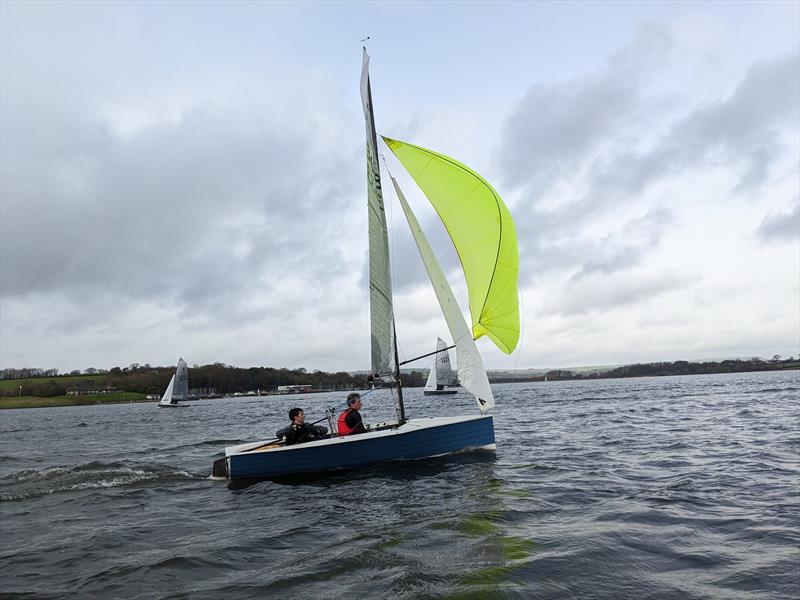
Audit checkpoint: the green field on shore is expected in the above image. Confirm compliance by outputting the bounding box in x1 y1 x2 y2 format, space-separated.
0 392 150 410
0 374 110 394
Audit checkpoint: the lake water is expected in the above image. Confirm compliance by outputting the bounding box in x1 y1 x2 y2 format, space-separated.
1 370 798 599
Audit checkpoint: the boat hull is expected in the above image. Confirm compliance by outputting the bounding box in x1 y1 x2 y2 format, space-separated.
423 389 458 395
219 414 495 480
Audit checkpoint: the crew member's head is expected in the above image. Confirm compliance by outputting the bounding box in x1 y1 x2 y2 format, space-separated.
346 393 362 410
289 407 305 424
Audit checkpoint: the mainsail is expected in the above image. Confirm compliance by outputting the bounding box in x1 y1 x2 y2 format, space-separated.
391 177 494 412
383 137 519 355
360 49 397 379
173 357 189 400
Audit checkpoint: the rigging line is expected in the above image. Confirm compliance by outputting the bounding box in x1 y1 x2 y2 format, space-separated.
359 383 388 399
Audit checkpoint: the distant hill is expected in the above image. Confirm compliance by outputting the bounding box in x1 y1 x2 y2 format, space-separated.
488 357 798 382
488 365 620 379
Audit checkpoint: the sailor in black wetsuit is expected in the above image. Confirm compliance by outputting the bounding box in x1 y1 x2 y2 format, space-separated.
337 393 367 436
282 407 327 446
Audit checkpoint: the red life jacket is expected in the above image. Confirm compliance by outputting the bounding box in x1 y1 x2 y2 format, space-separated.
337 409 354 437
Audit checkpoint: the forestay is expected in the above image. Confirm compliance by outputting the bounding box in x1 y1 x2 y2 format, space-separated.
383 137 519 355
391 177 494 412
360 50 397 379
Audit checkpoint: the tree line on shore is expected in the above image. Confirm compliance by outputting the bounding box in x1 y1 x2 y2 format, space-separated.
0 363 427 398
491 356 798 382
1 356 796 398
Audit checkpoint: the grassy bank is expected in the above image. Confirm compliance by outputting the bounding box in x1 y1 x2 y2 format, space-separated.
0 374 108 393
0 392 150 410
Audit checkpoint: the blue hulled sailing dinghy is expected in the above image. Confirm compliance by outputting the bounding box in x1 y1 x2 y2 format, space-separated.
210 50 519 480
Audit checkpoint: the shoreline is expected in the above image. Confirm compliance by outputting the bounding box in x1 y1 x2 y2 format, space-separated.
0 394 151 410
2 367 797 409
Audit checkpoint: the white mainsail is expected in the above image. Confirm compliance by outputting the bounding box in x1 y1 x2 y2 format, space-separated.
391 177 494 412
360 48 396 380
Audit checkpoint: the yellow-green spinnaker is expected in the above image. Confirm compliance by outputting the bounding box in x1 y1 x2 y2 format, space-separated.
382 136 519 354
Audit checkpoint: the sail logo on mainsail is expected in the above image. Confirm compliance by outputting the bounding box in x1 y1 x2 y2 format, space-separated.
365 142 384 208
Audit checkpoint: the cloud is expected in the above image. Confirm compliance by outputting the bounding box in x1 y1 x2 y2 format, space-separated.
569 208 675 280
499 24 675 202
541 270 693 317
754 202 800 244
501 78 639 201
500 25 798 323
514 206 676 288
0 78 362 313
591 52 800 198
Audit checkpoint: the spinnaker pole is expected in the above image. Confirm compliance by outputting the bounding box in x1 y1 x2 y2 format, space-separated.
398 344 456 367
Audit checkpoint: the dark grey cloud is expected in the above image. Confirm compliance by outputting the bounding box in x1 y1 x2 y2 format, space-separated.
501 78 639 198
754 202 800 244
0 97 361 327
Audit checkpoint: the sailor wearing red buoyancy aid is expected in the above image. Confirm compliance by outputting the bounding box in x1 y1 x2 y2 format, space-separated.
337 393 366 436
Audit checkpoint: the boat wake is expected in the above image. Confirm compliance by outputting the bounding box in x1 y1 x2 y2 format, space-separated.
0 461 197 501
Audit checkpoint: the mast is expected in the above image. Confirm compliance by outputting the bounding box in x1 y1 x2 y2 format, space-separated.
393 329 405 424
360 48 405 425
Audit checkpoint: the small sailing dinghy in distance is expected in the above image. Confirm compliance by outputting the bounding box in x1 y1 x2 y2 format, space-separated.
424 337 459 395
158 358 189 408
210 50 519 480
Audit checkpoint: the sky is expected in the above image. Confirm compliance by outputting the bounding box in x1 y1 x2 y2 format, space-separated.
1 0 798 374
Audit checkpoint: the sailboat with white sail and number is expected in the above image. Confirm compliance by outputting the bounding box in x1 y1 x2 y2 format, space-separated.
158 357 189 408
211 50 519 480
424 337 459 395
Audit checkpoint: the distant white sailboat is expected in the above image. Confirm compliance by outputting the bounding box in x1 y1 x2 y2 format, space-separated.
424 337 459 395
158 358 189 408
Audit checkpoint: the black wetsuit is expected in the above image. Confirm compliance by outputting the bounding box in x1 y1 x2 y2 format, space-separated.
284 423 327 446
344 409 366 435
